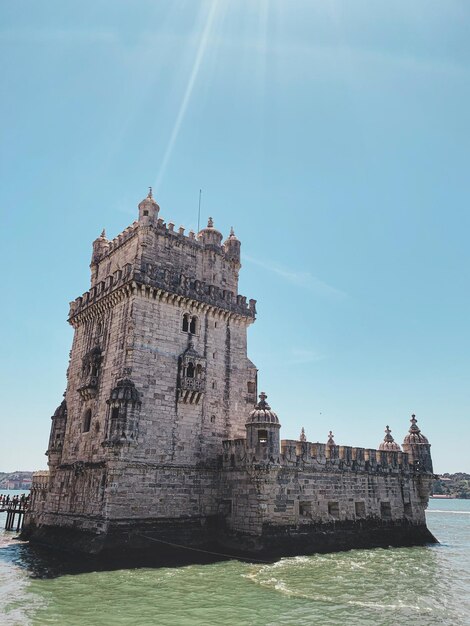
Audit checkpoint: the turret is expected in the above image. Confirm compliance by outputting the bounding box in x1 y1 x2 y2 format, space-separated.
402 414 433 473
223 227 241 265
245 392 280 463
104 379 141 448
90 229 109 283
138 187 160 225
378 425 401 451
46 398 68 467
198 217 223 248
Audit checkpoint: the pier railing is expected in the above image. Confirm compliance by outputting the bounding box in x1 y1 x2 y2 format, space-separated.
0 495 29 532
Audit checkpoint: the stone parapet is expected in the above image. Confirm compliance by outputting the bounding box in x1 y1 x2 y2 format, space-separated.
69 267 256 324
222 438 416 474
31 470 50 490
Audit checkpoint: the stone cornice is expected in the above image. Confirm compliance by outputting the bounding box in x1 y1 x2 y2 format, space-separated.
69 266 256 327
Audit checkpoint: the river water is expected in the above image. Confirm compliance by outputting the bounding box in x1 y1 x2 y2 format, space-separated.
0 494 469 626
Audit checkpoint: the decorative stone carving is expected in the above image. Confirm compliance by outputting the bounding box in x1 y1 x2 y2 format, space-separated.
78 346 102 400
104 379 141 447
178 339 206 404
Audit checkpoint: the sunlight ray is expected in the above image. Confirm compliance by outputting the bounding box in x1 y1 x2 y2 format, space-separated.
154 1 219 193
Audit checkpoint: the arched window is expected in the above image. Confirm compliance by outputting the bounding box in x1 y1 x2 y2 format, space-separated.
258 429 268 444
196 364 203 379
83 409 92 433
190 316 197 334
182 314 189 332
187 362 195 378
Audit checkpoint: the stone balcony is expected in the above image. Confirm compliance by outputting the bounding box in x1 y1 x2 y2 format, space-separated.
178 376 205 404
78 375 99 400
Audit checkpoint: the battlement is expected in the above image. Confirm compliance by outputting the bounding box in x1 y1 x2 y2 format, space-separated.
69 264 256 323
222 437 412 474
93 215 239 268
105 221 139 254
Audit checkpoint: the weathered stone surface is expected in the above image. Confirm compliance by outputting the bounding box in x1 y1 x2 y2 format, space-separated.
24 192 437 558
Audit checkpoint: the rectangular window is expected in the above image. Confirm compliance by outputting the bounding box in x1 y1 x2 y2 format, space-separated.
380 502 392 520
258 429 268 444
328 501 340 518
299 501 312 517
355 501 366 518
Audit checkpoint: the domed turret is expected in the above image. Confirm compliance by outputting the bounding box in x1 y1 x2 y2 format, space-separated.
91 229 109 265
379 425 401 451
402 414 433 473
247 391 279 424
246 392 281 462
46 398 68 466
138 187 159 224
198 217 223 248
223 227 241 264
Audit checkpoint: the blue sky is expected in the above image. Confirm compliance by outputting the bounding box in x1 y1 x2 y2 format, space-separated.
1 1 469 473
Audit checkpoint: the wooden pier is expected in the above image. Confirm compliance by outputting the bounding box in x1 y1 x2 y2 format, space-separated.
1 499 29 532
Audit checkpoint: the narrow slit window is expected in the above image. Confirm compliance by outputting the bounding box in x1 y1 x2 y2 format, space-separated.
83 409 92 433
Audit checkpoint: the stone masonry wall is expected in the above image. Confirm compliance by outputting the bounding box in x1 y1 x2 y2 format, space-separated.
220 466 429 537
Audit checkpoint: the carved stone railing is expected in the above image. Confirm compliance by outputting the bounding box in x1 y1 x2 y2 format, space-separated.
179 377 206 392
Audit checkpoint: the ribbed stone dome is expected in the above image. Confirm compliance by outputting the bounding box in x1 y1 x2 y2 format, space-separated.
247 392 279 424
403 414 429 445
378 425 401 451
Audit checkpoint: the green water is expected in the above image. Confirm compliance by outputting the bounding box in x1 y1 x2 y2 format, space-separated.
1 496 469 626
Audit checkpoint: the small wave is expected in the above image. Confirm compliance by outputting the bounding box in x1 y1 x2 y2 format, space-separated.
349 600 432 612
427 510 470 515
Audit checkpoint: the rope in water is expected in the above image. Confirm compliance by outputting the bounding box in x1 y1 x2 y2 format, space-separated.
136 533 272 564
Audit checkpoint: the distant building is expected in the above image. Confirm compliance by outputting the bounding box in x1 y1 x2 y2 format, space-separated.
24 191 436 557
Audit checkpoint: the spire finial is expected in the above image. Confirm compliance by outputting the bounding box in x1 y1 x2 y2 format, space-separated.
230 226 235 237
384 425 393 441
379 424 401 451
299 427 307 442
327 430 336 446
208 217 214 228
409 414 420 432
100 228 106 238
148 186 153 199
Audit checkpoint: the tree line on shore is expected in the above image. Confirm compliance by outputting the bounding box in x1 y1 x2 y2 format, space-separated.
432 473 470 499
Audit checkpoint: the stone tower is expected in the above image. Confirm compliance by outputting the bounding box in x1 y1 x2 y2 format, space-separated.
31 191 258 551
25 190 437 559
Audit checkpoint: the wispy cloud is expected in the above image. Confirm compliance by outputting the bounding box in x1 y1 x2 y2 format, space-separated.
289 348 325 365
243 254 346 299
